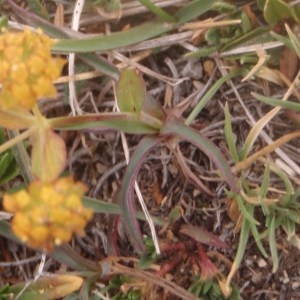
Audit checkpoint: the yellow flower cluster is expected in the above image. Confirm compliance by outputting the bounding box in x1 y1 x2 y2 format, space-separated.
0 29 65 110
3 177 93 251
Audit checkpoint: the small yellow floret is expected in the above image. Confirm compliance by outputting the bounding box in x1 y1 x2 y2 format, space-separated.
0 29 65 110
3 177 92 251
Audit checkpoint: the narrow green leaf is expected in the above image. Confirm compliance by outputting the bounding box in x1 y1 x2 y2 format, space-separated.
185 69 242 125
259 163 271 215
252 92 300 112
236 195 260 225
228 212 252 285
162 120 239 193
175 0 216 24
249 222 268 257
53 22 173 53
80 53 119 81
49 113 159 134
27 0 50 20
291 3 300 23
121 136 161 254
268 215 279 272
52 0 216 53
286 24 300 59
117 69 146 113
221 27 271 52
138 0 177 22
224 103 239 163
7 130 33 185
83 195 164 226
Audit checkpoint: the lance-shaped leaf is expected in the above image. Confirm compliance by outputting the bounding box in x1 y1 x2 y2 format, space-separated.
116 68 146 113
161 120 239 193
31 129 66 182
121 136 161 254
49 113 159 134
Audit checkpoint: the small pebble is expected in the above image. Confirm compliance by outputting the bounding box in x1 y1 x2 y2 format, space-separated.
292 281 300 290
257 258 267 268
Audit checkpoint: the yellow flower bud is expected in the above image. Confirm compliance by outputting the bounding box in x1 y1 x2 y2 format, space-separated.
3 177 93 251
0 29 66 110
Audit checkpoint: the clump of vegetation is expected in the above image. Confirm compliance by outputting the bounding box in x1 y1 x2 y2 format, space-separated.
0 0 299 299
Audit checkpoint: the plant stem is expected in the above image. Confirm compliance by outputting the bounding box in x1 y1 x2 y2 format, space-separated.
0 127 34 155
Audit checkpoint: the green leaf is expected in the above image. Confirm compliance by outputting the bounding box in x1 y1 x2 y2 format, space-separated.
185 69 242 125
49 113 159 134
224 103 239 163
175 0 217 24
263 0 291 25
121 136 161 254
252 92 300 112
268 214 279 272
138 0 177 22
291 3 300 23
27 0 50 20
53 22 173 53
236 195 260 225
286 24 300 59
0 15 8 29
117 69 146 113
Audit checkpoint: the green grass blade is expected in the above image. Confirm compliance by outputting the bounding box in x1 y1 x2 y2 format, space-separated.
175 0 217 24
249 222 268 257
236 195 260 225
252 92 300 112
224 102 239 163
286 25 300 58
27 0 50 20
269 215 279 272
138 0 177 22
83 196 165 226
53 0 216 53
53 22 174 53
221 27 271 52
80 53 119 81
259 163 271 215
161 121 239 193
185 69 242 125
227 211 252 289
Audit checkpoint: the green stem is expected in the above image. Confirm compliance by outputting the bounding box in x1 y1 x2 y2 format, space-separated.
137 0 177 22
0 127 34 155
7 130 33 185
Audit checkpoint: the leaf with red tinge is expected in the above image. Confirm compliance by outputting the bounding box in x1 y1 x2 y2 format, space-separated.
180 224 228 248
121 136 161 254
